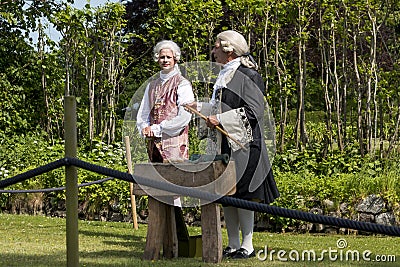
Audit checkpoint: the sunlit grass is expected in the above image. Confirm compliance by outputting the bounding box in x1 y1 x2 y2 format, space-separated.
0 213 398 266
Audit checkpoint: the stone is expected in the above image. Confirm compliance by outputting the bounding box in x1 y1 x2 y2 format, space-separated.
307 196 321 206
324 227 338 234
315 223 326 232
54 210 66 218
323 199 335 211
310 207 324 215
358 213 375 223
307 207 324 233
184 210 195 225
339 202 349 215
356 194 385 214
192 221 202 227
57 199 66 210
376 212 396 226
109 212 123 222
110 202 120 212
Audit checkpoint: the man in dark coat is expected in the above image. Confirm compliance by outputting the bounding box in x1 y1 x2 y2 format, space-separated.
204 30 280 259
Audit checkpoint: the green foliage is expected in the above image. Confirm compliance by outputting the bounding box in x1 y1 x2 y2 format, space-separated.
151 0 223 60
0 76 29 134
0 133 65 209
49 2 131 143
1 131 399 231
0 134 131 216
188 121 205 156
77 139 131 216
274 142 361 175
0 133 64 186
270 150 400 231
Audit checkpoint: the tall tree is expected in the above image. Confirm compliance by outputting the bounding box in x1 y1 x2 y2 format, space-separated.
0 0 64 137
293 0 314 150
52 2 129 144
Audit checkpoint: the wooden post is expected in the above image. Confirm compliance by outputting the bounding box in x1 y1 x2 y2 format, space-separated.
143 197 166 260
143 197 177 260
124 136 138 229
201 203 222 263
64 96 79 267
162 204 178 258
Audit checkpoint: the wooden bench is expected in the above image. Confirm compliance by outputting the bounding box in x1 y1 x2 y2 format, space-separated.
133 160 236 263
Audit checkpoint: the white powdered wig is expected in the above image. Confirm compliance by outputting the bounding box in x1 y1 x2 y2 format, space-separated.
153 40 181 62
217 30 258 70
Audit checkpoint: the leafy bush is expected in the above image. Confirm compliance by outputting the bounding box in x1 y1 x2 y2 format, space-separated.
75 139 131 216
0 134 132 216
273 141 380 176
270 154 400 231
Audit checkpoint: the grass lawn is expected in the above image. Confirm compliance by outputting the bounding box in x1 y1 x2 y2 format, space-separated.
0 213 398 266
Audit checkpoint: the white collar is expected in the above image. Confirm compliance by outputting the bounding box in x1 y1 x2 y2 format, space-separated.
223 58 241 70
159 65 179 84
212 58 241 101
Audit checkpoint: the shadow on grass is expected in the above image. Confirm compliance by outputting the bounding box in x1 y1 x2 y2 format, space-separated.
77 229 207 267
79 228 145 240
0 252 66 267
80 249 144 264
79 229 145 258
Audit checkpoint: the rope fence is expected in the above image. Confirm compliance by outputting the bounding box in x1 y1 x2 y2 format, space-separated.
0 177 114 193
1 156 400 237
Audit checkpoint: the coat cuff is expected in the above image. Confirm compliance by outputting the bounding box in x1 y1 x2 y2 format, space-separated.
219 108 253 151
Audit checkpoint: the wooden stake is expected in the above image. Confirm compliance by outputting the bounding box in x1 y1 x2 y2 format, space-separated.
65 96 79 266
124 136 139 230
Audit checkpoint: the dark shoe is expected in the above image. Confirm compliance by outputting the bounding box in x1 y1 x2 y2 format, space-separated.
231 248 255 259
222 246 237 258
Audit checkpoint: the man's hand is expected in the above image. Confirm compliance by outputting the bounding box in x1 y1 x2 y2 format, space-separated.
206 115 220 128
183 101 198 111
142 126 154 137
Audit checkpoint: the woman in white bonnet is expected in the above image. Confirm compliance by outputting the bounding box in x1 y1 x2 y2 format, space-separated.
204 30 280 259
137 40 195 162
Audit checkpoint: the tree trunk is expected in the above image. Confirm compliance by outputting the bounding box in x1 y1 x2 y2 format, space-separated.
368 8 379 156
331 24 344 151
318 15 333 156
386 101 400 156
296 38 309 149
353 26 364 156
294 4 310 150
38 23 51 140
341 6 348 146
